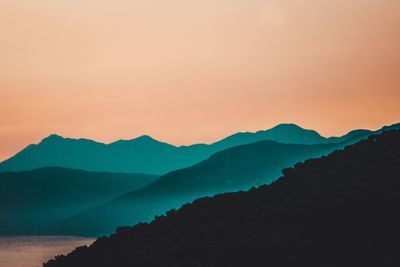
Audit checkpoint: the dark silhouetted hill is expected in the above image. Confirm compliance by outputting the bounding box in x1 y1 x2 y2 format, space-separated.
50 134 360 236
44 130 400 267
0 168 157 235
1 123 397 174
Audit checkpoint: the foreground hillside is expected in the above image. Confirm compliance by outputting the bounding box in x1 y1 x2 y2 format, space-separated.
51 138 351 236
2 123 397 174
45 130 400 267
0 168 157 235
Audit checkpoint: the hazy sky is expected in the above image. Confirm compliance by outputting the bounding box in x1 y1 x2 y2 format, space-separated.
1 0 399 161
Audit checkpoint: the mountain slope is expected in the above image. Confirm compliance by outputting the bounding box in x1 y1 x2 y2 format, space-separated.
51 136 359 236
2 123 397 174
0 168 157 235
44 130 400 267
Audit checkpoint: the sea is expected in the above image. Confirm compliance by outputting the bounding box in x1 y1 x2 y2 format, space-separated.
0 236 94 267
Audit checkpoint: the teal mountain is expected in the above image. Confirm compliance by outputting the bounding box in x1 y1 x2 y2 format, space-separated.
0 168 157 235
0 123 398 174
50 134 364 236
44 130 400 267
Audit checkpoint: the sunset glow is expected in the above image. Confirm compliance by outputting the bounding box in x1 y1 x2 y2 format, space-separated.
1 0 399 161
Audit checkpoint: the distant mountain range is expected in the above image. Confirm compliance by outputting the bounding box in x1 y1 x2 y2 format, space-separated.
44 130 400 267
1 123 398 174
0 122 398 237
49 132 365 236
0 168 157 235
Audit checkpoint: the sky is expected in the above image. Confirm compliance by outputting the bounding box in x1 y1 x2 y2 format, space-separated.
0 0 400 161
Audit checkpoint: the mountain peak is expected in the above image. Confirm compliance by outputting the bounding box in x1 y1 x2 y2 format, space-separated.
272 123 302 129
112 135 160 145
135 135 156 141
268 123 318 133
41 134 65 143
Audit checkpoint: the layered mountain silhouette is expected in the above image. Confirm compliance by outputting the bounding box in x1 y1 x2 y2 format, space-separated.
1 123 398 174
0 168 157 235
50 133 363 236
44 130 400 267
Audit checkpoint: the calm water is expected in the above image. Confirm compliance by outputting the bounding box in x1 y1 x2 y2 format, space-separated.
0 236 95 267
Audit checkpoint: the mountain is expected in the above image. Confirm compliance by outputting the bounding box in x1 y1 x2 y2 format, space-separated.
44 130 400 267
0 168 157 235
327 123 400 143
0 135 184 175
212 123 327 148
1 123 398 174
50 134 360 236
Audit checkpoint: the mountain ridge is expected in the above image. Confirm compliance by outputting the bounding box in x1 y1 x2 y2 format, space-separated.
1 123 398 174
44 130 400 267
50 133 363 236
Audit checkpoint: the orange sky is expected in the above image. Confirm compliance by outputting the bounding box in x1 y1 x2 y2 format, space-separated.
0 0 400 161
